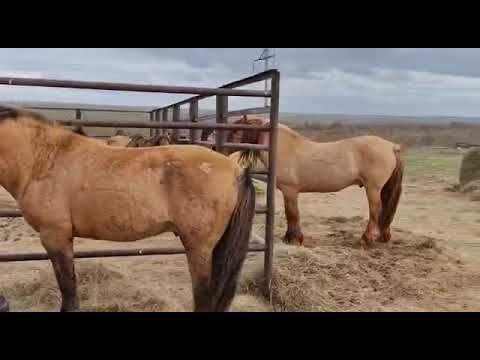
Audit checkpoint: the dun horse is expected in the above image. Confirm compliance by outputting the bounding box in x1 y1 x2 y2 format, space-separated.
0 106 256 312
229 116 404 248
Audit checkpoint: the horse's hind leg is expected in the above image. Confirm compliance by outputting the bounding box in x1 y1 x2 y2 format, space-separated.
40 226 79 312
282 189 304 246
183 243 213 312
361 187 382 248
380 227 391 243
0 295 9 312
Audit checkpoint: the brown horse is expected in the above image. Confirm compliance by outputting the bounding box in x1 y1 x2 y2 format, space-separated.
228 116 404 248
107 132 172 147
0 106 256 312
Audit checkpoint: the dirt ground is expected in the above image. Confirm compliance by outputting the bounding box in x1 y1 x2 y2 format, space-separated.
1 147 480 312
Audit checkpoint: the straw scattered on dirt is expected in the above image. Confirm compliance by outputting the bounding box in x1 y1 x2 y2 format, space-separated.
238 215 480 312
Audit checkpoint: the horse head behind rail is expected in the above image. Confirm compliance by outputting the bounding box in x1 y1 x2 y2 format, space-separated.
106 132 172 147
227 115 269 166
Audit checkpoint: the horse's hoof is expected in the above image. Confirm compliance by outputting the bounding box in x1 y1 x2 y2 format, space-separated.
378 230 392 243
283 236 304 246
360 234 372 250
0 295 10 312
284 229 304 246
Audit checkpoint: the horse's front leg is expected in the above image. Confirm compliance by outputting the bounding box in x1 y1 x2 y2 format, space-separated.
282 189 304 246
40 226 79 312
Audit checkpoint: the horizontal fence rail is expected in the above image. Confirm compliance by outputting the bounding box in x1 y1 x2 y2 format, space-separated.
0 244 267 262
0 204 268 218
0 210 22 217
0 77 271 98
59 119 271 132
197 106 270 122
24 106 153 114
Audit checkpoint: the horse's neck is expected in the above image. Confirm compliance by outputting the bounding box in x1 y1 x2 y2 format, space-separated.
0 126 40 200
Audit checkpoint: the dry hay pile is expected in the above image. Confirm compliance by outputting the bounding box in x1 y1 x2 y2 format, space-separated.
1 262 174 312
459 148 480 188
444 148 480 200
239 217 478 312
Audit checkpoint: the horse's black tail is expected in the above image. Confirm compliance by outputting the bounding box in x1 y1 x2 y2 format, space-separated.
210 171 256 312
379 145 405 233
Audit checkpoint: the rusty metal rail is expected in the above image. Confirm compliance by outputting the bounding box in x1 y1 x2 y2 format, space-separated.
197 106 270 122
0 244 266 263
59 119 271 132
0 77 270 98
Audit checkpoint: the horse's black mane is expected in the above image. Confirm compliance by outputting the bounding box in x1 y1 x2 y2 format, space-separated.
0 104 53 125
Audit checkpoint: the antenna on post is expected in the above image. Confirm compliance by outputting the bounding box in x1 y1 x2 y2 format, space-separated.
253 48 276 107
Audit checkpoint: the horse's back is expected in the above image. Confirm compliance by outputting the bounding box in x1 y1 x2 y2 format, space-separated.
66 144 239 242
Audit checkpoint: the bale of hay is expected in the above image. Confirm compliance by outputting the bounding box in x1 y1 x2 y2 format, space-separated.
459 148 480 187
460 179 480 193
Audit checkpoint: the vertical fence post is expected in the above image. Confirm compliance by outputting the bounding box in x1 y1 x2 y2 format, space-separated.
154 110 160 136
149 111 154 137
215 96 228 153
265 71 280 294
189 100 199 144
162 108 169 137
172 105 180 143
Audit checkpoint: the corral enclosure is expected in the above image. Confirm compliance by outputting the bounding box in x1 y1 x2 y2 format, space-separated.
2 74 480 311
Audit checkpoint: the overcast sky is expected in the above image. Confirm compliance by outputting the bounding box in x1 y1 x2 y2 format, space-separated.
1 48 480 117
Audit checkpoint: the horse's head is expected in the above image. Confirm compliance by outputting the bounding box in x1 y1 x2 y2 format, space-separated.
150 132 171 146
115 129 130 137
227 115 268 145
107 135 131 147
226 115 270 167
158 133 171 146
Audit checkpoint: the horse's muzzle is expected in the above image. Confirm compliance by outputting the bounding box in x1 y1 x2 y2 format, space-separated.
0 295 9 312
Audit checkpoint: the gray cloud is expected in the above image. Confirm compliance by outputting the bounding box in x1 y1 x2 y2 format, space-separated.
1 48 480 116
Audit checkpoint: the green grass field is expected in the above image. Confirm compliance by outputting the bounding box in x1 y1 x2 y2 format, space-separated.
404 147 463 184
